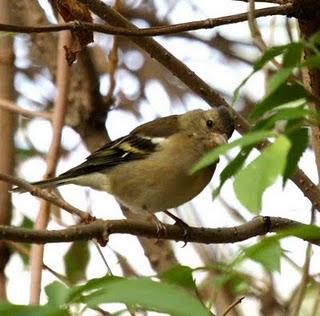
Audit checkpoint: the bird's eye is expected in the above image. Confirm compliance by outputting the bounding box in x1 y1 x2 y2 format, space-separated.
206 120 214 129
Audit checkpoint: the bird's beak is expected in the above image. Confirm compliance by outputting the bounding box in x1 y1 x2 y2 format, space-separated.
213 133 228 145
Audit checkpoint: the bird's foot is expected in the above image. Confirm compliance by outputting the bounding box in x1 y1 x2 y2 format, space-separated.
147 211 167 240
164 210 190 247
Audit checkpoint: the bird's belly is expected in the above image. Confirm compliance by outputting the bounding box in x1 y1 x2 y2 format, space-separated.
109 162 214 213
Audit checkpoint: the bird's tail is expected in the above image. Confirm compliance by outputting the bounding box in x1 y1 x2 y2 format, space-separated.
11 176 73 193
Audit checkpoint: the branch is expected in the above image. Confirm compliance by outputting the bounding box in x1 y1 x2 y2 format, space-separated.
0 216 318 245
29 28 71 304
0 98 52 120
233 0 285 3
0 4 294 37
76 0 320 214
0 173 91 221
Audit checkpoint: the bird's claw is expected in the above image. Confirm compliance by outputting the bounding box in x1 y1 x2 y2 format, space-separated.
164 210 190 247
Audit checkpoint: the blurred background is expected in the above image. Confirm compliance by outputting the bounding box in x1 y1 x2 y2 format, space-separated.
0 0 318 315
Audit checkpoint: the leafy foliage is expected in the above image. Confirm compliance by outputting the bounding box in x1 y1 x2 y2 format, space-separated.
194 35 320 213
63 241 90 284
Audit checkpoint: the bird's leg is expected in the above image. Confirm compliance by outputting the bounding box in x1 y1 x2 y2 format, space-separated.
147 211 167 239
121 204 167 239
163 210 190 246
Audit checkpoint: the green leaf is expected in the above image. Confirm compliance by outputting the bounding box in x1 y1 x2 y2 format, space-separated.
266 68 294 96
191 130 273 173
282 43 303 68
235 237 282 272
232 70 254 104
233 43 299 105
159 265 196 290
301 55 320 68
13 216 34 266
69 276 211 316
253 106 311 130
45 282 70 307
278 224 320 241
233 224 320 271
0 303 70 316
309 31 320 45
64 241 89 284
254 44 290 70
212 147 252 198
283 128 309 184
234 136 291 213
249 84 307 121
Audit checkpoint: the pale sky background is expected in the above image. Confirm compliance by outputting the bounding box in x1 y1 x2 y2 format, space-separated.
6 0 318 315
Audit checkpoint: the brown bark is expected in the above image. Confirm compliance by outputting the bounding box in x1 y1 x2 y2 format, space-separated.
0 0 16 301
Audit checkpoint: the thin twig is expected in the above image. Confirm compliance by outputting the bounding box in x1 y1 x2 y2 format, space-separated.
311 285 320 316
222 296 245 316
248 0 268 51
29 27 71 304
233 0 284 4
0 4 294 37
288 208 315 316
0 98 52 120
1 173 90 221
6 241 70 285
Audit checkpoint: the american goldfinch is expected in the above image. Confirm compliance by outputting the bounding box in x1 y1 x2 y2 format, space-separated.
14 107 234 214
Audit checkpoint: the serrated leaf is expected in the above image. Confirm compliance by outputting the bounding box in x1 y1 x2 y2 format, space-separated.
45 281 70 307
64 241 89 284
249 84 307 121
283 128 309 184
159 265 196 290
191 130 273 173
69 276 211 316
234 136 291 213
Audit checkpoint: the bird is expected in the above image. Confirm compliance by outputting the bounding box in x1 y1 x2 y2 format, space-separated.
13 107 234 216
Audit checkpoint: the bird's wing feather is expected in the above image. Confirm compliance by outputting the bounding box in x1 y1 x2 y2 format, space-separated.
54 115 180 180
57 134 159 179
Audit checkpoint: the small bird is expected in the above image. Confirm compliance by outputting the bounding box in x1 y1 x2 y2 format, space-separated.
13 107 234 215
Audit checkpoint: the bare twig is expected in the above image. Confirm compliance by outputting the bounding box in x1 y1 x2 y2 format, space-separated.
311 285 320 316
0 0 15 300
248 0 268 51
7 241 70 285
0 216 317 245
288 209 315 316
233 0 284 3
29 27 72 304
0 98 52 120
222 296 245 316
0 4 294 37
2 173 90 220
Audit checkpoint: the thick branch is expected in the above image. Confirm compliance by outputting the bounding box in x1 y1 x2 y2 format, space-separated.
0 216 317 245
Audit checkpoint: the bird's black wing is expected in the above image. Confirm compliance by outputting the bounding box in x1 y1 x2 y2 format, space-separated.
57 134 159 179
